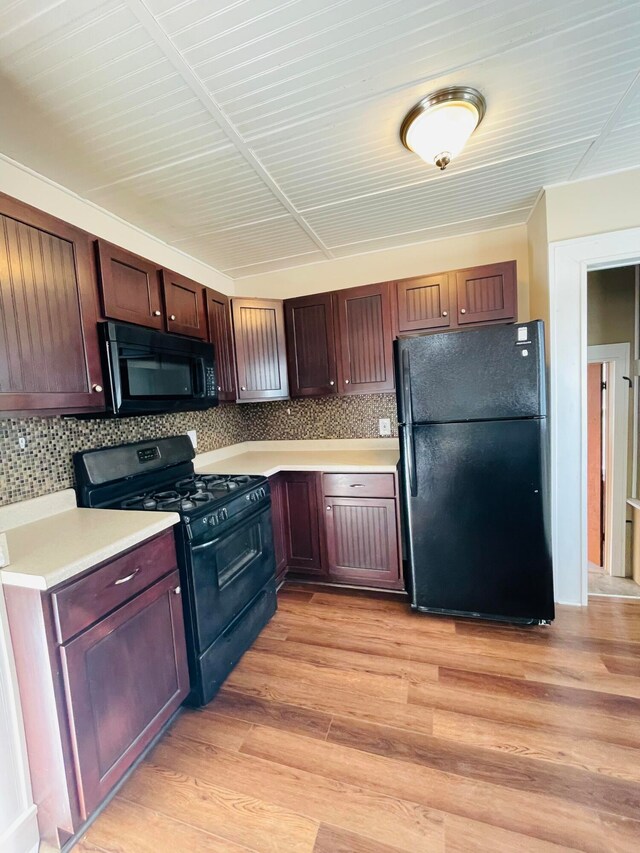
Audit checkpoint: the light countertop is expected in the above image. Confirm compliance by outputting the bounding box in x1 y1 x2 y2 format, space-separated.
0 489 179 591
195 439 399 477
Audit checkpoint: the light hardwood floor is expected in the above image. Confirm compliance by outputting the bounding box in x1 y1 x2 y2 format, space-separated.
77 586 640 852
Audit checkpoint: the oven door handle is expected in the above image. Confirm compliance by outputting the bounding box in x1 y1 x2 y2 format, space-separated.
192 537 221 552
191 503 270 552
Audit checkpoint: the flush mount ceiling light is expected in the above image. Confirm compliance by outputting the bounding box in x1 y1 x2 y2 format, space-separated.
400 86 486 171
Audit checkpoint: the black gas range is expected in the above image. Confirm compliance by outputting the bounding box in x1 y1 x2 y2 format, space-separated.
74 435 277 706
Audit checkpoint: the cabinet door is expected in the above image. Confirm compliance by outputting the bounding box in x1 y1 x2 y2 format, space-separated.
283 472 325 577
334 283 395 394
455 261 517 325
269 474 288 585
96 240 163 329
161 269 207 339
285 292 338 397
396 273 451 332
324 497 402 589
60 571 188 819
232 297 289 401
205 288 236 401
0 194 104 415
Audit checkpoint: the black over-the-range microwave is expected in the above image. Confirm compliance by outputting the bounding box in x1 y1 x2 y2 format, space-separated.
98 321 219 416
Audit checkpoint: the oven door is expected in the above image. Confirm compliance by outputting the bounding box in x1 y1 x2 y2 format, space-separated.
102 321 217 415
190 504 275 653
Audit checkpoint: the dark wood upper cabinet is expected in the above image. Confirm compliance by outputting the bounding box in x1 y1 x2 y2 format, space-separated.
282 472 325 578
205 288 236 401
231 297 289 401
396 273 451 332
161 269 207 339
0 194 104 416
95 240 163 330
334 282 395 394
285 292 338 397
455 261 517 325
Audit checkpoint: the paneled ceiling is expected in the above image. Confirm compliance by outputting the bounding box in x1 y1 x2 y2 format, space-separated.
1 0 639 278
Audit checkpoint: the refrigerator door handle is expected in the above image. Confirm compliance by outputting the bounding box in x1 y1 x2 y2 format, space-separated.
400 347 414 425
400 347 417 496
405 424 417 497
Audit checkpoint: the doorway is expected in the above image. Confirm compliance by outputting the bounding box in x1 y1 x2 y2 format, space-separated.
549 229 640 605
586 343 632 595
585 265 637 598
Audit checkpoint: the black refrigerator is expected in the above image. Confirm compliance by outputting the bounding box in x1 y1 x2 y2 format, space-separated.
395 320 554 625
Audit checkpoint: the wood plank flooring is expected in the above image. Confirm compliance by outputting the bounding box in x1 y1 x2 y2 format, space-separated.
77 586 640 852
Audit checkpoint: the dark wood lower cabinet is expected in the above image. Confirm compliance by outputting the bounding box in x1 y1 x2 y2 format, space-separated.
324 496 403 590
277 470 404 591
268 474 288 585
3 531 188 848
61 570 188 818
282 472 325 578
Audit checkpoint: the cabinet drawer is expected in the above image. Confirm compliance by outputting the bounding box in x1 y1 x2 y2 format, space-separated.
322 473 395 498
52 530 177 643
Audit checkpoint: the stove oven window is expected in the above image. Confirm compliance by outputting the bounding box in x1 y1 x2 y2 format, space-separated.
217 524 262 588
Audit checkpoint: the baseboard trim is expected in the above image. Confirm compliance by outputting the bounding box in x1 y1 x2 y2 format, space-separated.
0 804 39 853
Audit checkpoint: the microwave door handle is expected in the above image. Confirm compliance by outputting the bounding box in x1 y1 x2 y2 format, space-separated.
195 359 206 397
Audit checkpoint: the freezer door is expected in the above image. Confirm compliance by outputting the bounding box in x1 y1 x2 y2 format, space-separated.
400 418 554 622
395 320 545 424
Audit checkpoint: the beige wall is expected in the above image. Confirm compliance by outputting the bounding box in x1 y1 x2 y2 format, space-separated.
0 156 233 294
236 224 531 322
527 193 550 360
587 266 636 347
546 167 640 243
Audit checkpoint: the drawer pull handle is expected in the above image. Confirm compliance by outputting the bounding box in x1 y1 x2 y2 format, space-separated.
349 483 365 488
113 568 140 585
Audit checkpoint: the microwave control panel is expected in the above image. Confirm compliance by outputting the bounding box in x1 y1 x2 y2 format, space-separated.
205 366 217 396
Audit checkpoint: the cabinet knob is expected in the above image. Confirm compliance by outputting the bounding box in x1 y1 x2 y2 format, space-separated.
326 506 332 511
153 310 162 317
460 308 467 314
170 314 176 321
329 380 335 386
345 379 350 384
442 311 448 317
241 386 247 391
173 586 181 595
92 384 103 393
217 385 221 391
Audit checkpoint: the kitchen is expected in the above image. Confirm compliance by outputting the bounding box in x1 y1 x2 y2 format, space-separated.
2 2 640 852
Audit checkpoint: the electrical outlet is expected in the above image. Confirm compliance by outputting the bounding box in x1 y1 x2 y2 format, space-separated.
378 418 392 437
187 429 197 450
18 436 26 450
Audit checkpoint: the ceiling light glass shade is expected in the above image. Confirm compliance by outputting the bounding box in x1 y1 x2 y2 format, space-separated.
400 87 486 170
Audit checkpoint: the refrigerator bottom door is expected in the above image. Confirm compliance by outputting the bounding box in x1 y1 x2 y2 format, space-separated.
400 419 554 623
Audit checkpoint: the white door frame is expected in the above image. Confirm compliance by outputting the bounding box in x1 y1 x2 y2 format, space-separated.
587 343 630 578
549 227 640 605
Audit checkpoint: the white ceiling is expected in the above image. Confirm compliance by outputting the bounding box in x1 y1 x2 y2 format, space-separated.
0 0 639 278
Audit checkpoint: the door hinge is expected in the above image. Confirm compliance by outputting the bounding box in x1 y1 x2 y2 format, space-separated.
601 381 607 390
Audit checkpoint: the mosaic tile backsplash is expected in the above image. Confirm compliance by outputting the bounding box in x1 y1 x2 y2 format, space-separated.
0 394 397 505
242 394 398 441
